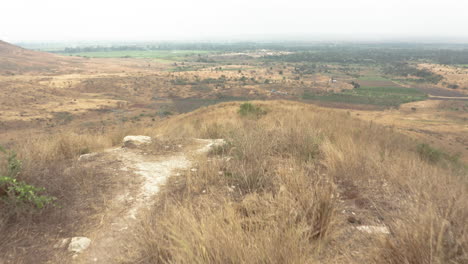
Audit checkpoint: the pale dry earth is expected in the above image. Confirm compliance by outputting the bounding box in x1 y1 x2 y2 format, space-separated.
63 138 222 264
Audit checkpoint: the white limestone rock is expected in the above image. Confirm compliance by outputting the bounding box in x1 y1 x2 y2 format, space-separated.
78 152 98 161
123 135 152 148
68 237 91 253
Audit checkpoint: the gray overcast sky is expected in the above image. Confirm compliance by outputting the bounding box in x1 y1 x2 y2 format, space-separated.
1 0 468 42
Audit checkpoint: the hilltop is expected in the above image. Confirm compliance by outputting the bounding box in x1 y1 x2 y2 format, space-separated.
0 40 74 74
0 101 466 263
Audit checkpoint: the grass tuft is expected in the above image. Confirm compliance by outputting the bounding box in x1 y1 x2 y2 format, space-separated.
238 102 266 117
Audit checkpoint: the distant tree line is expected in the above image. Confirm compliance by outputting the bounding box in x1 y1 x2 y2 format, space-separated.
54 43 284 53
59 46 147 53
53 43 468 65
266 47 468 65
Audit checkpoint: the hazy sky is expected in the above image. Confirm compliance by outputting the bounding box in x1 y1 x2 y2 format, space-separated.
2 0 468 42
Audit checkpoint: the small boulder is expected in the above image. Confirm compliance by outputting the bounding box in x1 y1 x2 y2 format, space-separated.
123 135 152 148
78 152 97 162
68 237 91 253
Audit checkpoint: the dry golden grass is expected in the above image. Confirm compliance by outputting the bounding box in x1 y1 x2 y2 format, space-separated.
126 100 467 264
349 99 468 163
418 63 468 94
0 126 152 263
0 100 466 263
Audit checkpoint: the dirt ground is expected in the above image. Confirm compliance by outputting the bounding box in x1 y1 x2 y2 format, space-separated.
57 138 220 263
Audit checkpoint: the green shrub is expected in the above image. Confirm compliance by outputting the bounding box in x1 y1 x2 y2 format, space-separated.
238 103 266 118
0 176 56 209
0 146 56 209
417 143 443 163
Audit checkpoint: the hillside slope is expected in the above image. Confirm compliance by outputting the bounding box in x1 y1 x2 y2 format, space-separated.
0 40 79 74
131 100 468 263
0 101 466 263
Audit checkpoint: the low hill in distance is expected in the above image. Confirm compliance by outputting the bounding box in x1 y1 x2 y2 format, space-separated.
0 40 76 74
0 41 147 75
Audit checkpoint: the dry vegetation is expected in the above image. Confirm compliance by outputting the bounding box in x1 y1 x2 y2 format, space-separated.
121 101 467 263
349 99 468 163
1 40 467 263
0 100 466 263
418 63 468 95
0 125 152 263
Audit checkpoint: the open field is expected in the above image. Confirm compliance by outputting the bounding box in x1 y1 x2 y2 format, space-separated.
60 50 211 61
303 83 427 107
2 42 466 154
357 75 390 81
1 41 467 263
1 41 466 158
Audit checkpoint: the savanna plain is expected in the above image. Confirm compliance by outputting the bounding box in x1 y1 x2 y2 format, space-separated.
0 41 467 263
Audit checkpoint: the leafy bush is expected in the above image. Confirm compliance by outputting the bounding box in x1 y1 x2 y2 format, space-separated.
0 146 55 209
417 143 443 163
0 176 55 209
238 103 266 117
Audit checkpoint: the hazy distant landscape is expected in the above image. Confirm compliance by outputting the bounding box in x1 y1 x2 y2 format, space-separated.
1 0 467 263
